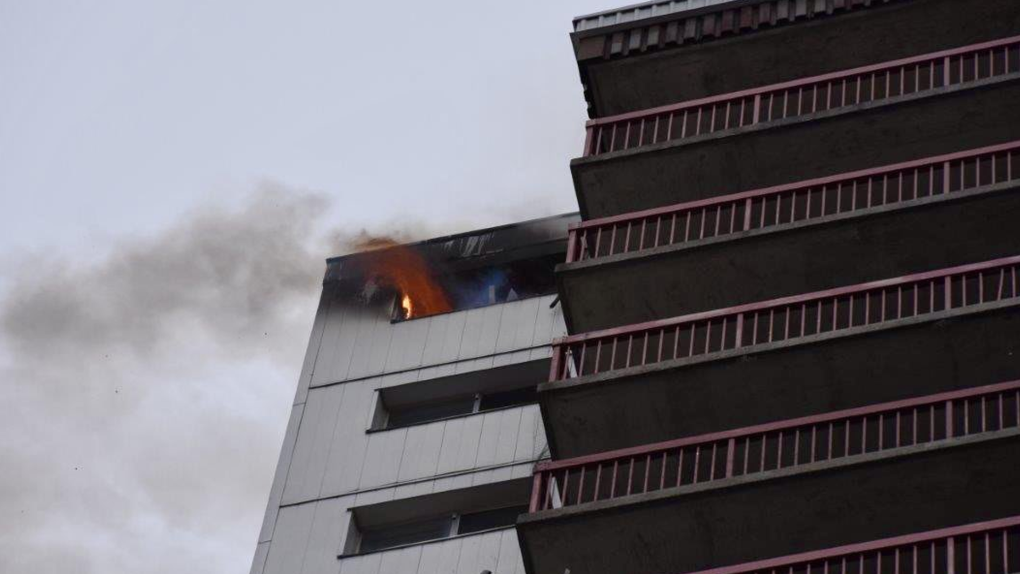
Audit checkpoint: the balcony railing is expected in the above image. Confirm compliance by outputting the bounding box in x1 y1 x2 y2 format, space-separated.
581 36 1020 157
529 381 1020 513
566 141 1020 264
550 257 1020 382
684 516 1020 574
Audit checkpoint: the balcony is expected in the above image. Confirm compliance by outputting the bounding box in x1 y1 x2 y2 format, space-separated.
572 0 1020 117
541 257 1020 458
517 386 1020 574
571 38 1020 219
559 142 1020 333
523 512 1019 574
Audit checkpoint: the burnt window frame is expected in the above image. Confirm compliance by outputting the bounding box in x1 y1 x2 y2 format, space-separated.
390 252 562 323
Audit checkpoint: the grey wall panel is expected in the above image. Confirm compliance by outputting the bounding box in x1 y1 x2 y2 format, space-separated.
472 304 506 360
294 284 334 406
343 311 383 382
416 537 464 574
390 478 436 500
258 296 562 573
273 476 537 574
494 300 524 355
311 295 561 389
474 410 505 469
453 414 486 471
386 316 431 373
455 530 505 574
316 303 365 387
263 502 317 574
302 497 351 574
250 541 270 574
318 380 379 499
357 427 408 490
514 404 544 463
365 316 396 379
308 296 345 388
287 387 548 505
338 551 382 574
496 529 525 574
437 311 469 365
378 545 424 574
456 307 489 361
397 420 446 482
283 385 346 504
259 403 305 543
435 417 469 476
512 297 544 350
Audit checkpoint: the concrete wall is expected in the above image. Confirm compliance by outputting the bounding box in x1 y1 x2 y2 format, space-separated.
541 302 1020 458
519 431 1020 574
572 76 1020 219
580 0 1020 116
250 286 566 574
559 183 1020 333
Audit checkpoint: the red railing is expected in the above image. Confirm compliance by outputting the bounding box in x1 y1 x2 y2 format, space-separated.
582 36 1020 157
529 381 1020 512
566 141 1020 263
685 516 1020 574
549 257 1020 382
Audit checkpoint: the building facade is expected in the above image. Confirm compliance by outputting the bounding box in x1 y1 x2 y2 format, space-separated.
518 1 1020 574
250 214 576 574
253 1 1020 574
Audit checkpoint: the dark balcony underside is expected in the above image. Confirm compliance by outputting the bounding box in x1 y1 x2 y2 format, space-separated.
572 76 1020 220
559 184 1020 333
540 302 1020 459
579 0 1020 117
518 431 1020 574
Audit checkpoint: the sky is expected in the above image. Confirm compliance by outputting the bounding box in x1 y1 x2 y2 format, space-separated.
0 1 602 572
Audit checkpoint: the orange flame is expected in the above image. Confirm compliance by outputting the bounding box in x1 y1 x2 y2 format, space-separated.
355 237 451 319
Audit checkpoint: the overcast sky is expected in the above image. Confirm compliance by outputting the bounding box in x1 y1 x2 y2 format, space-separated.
0 1 601 572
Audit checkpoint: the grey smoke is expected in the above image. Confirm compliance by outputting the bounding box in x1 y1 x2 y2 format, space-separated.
0 183 462 574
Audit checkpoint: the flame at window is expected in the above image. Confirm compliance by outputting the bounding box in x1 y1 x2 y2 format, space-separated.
354 237 452 320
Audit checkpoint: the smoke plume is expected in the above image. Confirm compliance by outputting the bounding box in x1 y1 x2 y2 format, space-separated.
0 183 458 574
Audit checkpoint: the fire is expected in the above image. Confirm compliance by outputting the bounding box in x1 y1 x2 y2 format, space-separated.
354 236 451 320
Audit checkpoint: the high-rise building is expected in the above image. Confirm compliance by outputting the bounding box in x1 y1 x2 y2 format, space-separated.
518 1 1020 574
252 2 1020 574
250 214 577 574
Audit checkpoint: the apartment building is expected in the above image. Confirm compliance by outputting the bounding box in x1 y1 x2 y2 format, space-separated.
250 214 576 574
518 1 1020 574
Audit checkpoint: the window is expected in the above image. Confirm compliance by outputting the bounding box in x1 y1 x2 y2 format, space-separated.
356 505 528 554
358 515 453 553
391 253 560 322
456 505 527 535
343 479 530 556
371 360 546 431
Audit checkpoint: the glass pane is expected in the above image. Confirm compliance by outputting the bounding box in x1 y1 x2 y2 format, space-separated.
359 515 453 553
457 505 528 535
387 396 476 428
478 386 538 412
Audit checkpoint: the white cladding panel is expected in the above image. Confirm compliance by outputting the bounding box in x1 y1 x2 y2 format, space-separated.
310 295 563 388
254 292 562 574
282 391 548 505
263 464 535 574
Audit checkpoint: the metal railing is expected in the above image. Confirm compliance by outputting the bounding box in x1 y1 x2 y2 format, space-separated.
529 381 1020 513
566 142 1020 263
549 257 1020 382
684 516 1020 574
582 36 1020 157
